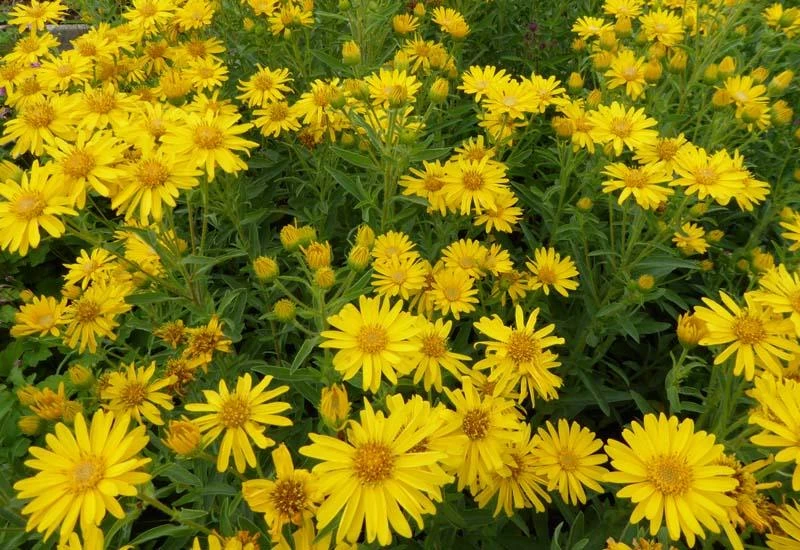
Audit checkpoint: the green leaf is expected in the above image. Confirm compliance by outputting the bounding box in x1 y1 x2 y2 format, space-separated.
331 147 377 170
128 524 193 545
160 462 202 486
290 336 322 373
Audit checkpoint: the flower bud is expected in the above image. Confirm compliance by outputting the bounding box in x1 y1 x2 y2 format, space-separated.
795 127 800 143
752 248 774 273
571 38 586 52
614 17 632 37
68 364 95 389
413 2 425 16
429 78 449 103
648 43 667 59
19 289 34 303
586 88 603 107
338 0 351 10
17 385 40 406
567 72 584 92
348 245 371 271
741 103 766 123
794 168 800 183
552 116 573 138
342 40 361 66
355 225 375 248
689 203 708 216
751 67 769 83
771 100 793 126
643 59 663 83
718 56 736 77
18 415 43 436
592 51 613 70
576 197 593 211
243 18 255 31
314 266 336 289
702 63 719 84
253 256 280 282
302 241 332 270
273 298 296 322
330 89 347 109
164 419 202 457
769 70 793 96
736 258 750 272
297 225 317 248
707 229 724 243
711 89 732 108
598 30 617 51
393 50 411 71
62 401 83 424
779 8 799 28
668 51 687 73
320 384 350 430
280 223 302 251
699 259 714 272
781 207 798 221
676 313 707 347
339 132 356 148
637 274 655 291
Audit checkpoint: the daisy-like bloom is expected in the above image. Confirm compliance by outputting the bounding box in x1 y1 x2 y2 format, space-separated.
483 244 514 277
299 399 453 546
13 410 150 543
752 265 800 336
715 453 781 535
161 111 257 181
780 210 800 252
693 291 800 380
526 247 579 297
749 375 800 490
237 66 293 108
5 32 60 65
736 171 770 212
123 0 175 36
100 362 175 425
676 312 708 346
293 78 341 127
634 134 689 174
74 84 138 134
603 0 643 19
173 0 215 31
572 16 614 39
672 222 707 256
29 383 72 421
112 146 201 224
477 109 527 145
62 282 132 354
606 49 648 100
242 444 320 541
559 100 595 153
442 238 489 279
37 50 93 91
399 160 450 215
430 267 479 320
0 162 76 257
392 13 419 34
10 295 66 338
604 413 738 546
319 295 419 392
46 131 125 208
442 157 509 215
407 319 471 392
672 145 746 205
602 161 674 209
723 75 768 115
443 377 522 493
8 0 68 31
588 102 659 156
186 374 291 472
459 66 510 102
768 502 800 549
154 319 187 348
531 419 608 505
371 230 418 263
492 270 529 306
526 74 567 113
473 188 523 233
183 316 232 364
475 423 551 517
63 248 117 290
474 305 565 406
268 3 313 37
432 6 470 37
252 102 301 138
364 68 421 107
639 9 685 46
185 57 229 91
483 78 539 119
371 255 427 301
0 95 77 158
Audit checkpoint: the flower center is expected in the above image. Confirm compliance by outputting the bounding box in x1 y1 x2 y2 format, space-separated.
254 73 274 91
536 265 557 284
789 292 800 314
24 104 55 128
137 159 170 188
733 314 766 345
146 43 167 59
75 299 101 323
420 334 446 358
458 256 476 269
357 324 388 355
462 409 489 440
443 285 462 302
624 168 648 189
462 170 484 191
120 381 147 407
193 124 224 149
36 313 54 327
610 117 632 138
647 454 692 496
557 450 580 472
694 167 718 187
86 92 116 114
622 67 639 81
12 192 46 220
506 330 539 364
271 479 307 516
353 442 394 484
423 175 444 192
269 103 289 121
733 91 749 103
653 23 668 34
19 36 42 53
139 1 158 17
390 270 407 284
63 149 96 179
20 77 41 95
657 140 678 160
71 456 105 493
219 396 250 428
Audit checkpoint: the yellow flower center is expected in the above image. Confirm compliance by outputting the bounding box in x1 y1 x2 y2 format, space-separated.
147 117 167 138
623 168 648 189
196 66 216 79
20 77 42 95
442 285 462 302
63 149 96 179
653 23 669 34
647 454 692 496
186 40 207 57
268 103 289 122
145 43 168 59
86 92 117 114
502 96 518 107
137 159 170 188
312 87 332 107
19 36 42 53
75 299 101 323
420 334 446 358
71 456 105 493
193 124 225 149
253 73 275 91
462 170 484 191
219 396 250 428
390 269 407 285
187 328 222 356
357 324 388 355
733 91 749 103
36 313 54 327
353 442 394 484
12 192 46 220
423 175 444 192
536 265 557 284
24 104 55 128
138 1 159 17
557 449 580 472
610 117 632 138
77 42 97 57
506 330 539 364
657 140 678 160
462 409 489 440
789 292 800 314
694 167 718 187
622 67 639 81
271 478 307 516
119 381 147 407
733 314 766 345
26 5 47 18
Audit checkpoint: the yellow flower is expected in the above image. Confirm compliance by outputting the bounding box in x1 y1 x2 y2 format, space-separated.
483 78 539 119
526 74 566 112
74 84 137 134
252 256 279 282
174 0 215 31
526 247 579 297
154 320 187 348
301 240 332 270
752 264 800 336
186 373 292 472
123 0 175 36
474 305 565 405
392 13 419 34
8 0 68 32
237 66 292 108
364 68 421 107
634 134 689 173
5 32 60 65
531 419 608 505
371 255 427 300
13 410 151 543
605 413 738 546
639 9 684 46
676 312 708 346
780 210 800 251
183 316 232 364
588 102 659 156
694 291 800 380
442 238 489 279
749 375 800 490
62 281 132 353
432 7 470 38
252 101 301 138
768 501 800 549
473 188 523 233
606 49 648 99
603 0 643 19
0 95 77 157
399 160 449 215
299 399 452 545
572 16 614 39
672 144 746 205
101 362 175 425
672 222 707 256
319 295 419 392
430 267 479 320
186 57 229 91
459 65 510 102
10 295 66 338
371 230 418 264
0 162 76 256
408 318 471 392
443 157 509 215
602 161 674 209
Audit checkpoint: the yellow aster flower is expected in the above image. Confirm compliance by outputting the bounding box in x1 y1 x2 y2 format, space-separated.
633 134 689 174
252 101 301 138
13 410 151 543
588 102 659 156
442 157 509 215
183 316 232 364
5 32 60 65
10 295 66 338
399 160 450 215
459 65 510 102
603 0 643 19
63 248 118 290
74 84 138 134
752 265 800 336
38 50 93 91
299 399 453 546
8 0 68 32
572 16 614 40
602 160 674 209
526 247 579 297
768 501 800 549
173 0 215 31
123 0 176 36
473 188 522 233
238 67 294 108
483 78 539 119
101 362 175 425
639 9 685 46
62 281 132 354
559 99 596 153
186 373 292 472
672 222 707 256
693 291 800 380
319 295 419 392
672 144 747 205
186 57 229 91
526 74 567 113
430 267 479 320
364 68 421 107
442 238 489 279
0 95 77 157
749 375 800 490
605 413 738 547
371 230 418 263
531 419 608 505
606 49 648 100
268 4 313 37
392 14 419 34
371 255 427 301
407 318 471 392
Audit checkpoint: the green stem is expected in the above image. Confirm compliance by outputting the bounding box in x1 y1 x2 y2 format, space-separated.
137 493 213 535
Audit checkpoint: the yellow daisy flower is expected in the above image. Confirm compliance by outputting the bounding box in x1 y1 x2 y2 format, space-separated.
672 145 746 206
606 49 648 100
364 68 421 107
8 0 68 31
752 265 800 336
572 16 614 39
122 0 176 36
749 375 800 490
407 318 471 392
588 102 659 156
237 66 293 108
74 84 138 134
430 267 479 320
62 281 132 353
639 9 685 46
672 222 707 256
63 248 117 289
10 295 66 338
602 160 674 209
186 57 229 91
483 78 539 119
459 66 510 102
633 134 689 174
526 247 579 297
186 373 292 472
399 160 449 215
442 157 509 215
38 50 93 91
603 0 643 19
183 316 233 364
473 188 523 233
767 501 800 549
604 413 738 547
101 362 175 425
5 32 60 65
371 255 427 301
371 230 418 263
173 0 215 31
442 238 489 279
0 95 77 157
252 102 301 138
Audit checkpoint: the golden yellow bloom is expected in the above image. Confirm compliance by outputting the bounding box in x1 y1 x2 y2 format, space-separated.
68 365 94 389
606 49 648 99
237 66 293 108
407 318 471 392
676 313 707 346
371 230 418 264
602 161 673 209
430 267 479 320
29 383 68 421
183 316 232 364
302 240 332 270
186 373 292 472
526 247 579 297
572 16 614 39
123 0 175 35
62 282 132 354
442 157 509 215
364 68 421 107
14 410 151 543
589 102 659 156
672 222 707 256
8 0 68 32
164 418 203 456
459 65 510 102
371 255 427 300
101 362 175 425
749 375 800 490
768 501 800 549
639 9 684 46
64 248 117 290
11 295 66 338
392 13 419 34
154 319 187 348
780 210 800 252
19 415 44 436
